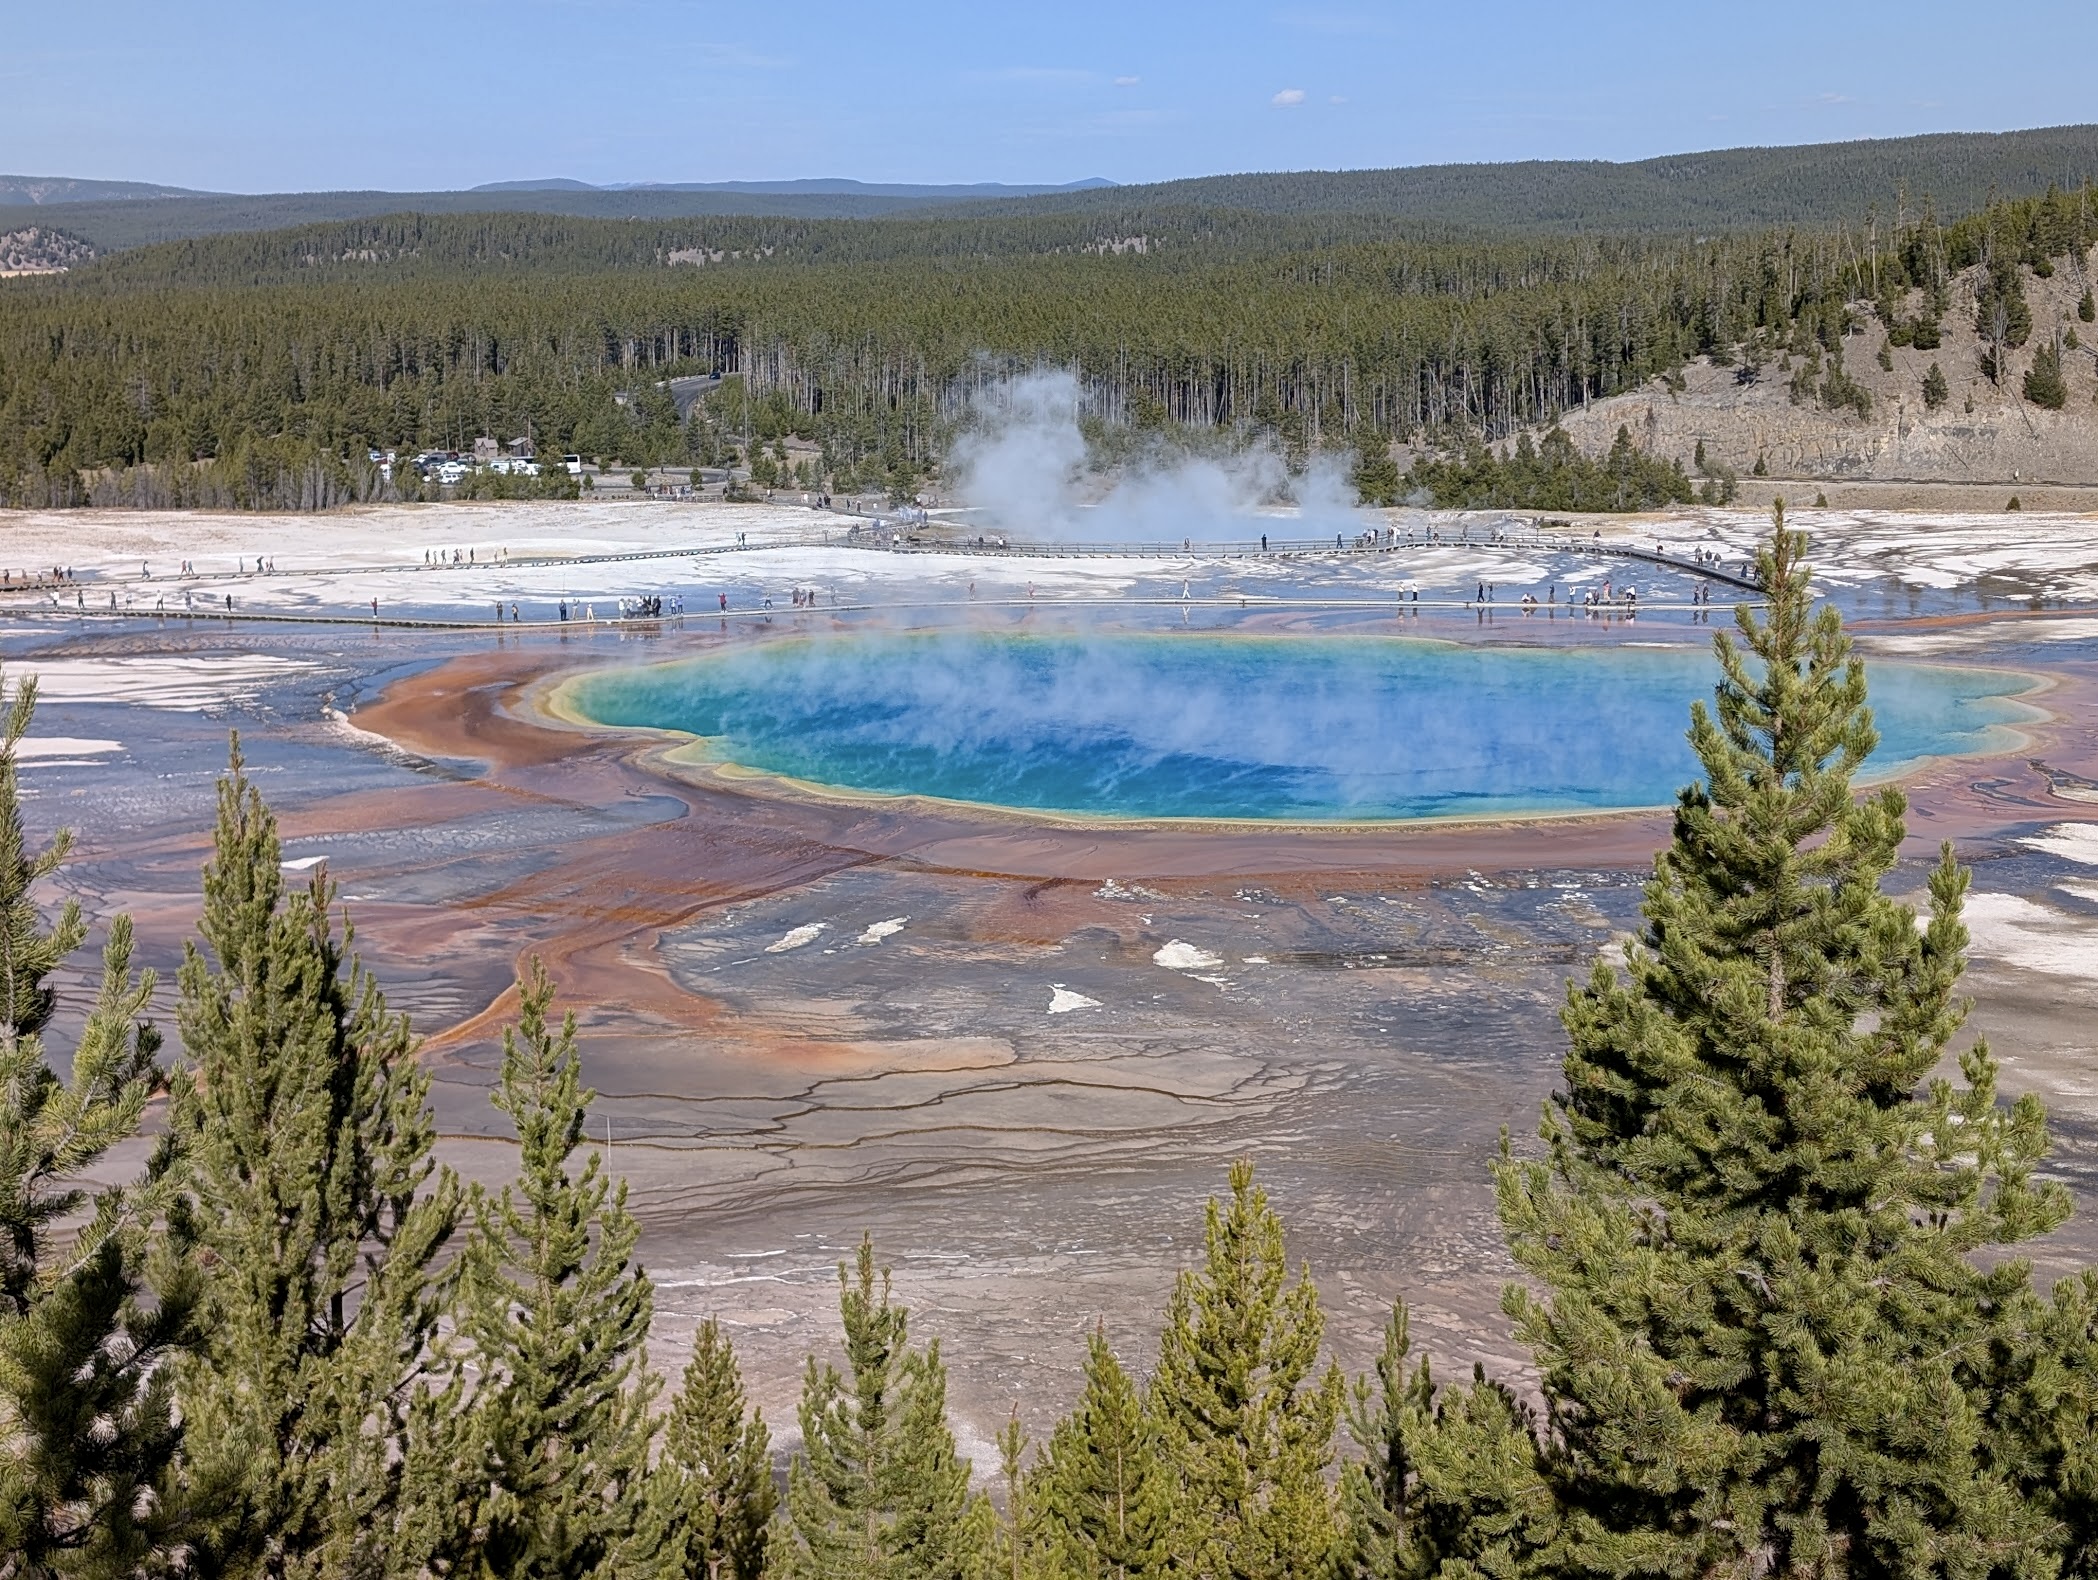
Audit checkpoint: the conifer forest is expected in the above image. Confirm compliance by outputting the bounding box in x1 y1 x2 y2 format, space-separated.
4 182 2095 511
4 516 2096 1579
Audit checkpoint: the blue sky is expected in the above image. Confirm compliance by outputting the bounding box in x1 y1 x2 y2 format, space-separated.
9 0 2098 190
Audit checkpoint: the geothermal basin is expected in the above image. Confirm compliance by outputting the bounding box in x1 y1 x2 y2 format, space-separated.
8 497 2098 1466
559 631 2043 823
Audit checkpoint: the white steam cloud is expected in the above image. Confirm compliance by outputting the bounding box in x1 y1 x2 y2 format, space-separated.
947 369 1365 544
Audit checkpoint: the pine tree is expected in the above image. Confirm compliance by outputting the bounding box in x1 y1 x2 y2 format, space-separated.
1338 1304 1430 1580
1036 1325 1169 1580
2024 337 2069 409
434 958 657 1579
1495 509 2071 1579
991 1407 1043 1580
638 1316 775 1580
0 670 200 1574
1149 1161 1343 1580
778 1236 988 1580
1338 1303 1555 1580
170 740 461 1578
1408 1374 1557 1580
1353 447 1402 508
1994 1268 2098 1579
1922 360 1950 410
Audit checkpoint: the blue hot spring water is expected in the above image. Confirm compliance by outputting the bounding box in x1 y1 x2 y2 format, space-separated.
565 634 2036 822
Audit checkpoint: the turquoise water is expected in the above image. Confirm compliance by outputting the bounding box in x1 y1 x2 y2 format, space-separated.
566 634 2037 823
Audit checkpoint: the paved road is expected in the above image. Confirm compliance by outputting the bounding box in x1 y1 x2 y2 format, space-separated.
665 374 725 421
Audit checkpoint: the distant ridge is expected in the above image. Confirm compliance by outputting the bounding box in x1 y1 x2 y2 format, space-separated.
469 177 601 193
0 174 216 205
20 125 2098 253
950 125 2098 231
470 177 1116 198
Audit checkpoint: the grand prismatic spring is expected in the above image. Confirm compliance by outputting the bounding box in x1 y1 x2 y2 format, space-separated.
561 632 2042 822
9 498 2098 1452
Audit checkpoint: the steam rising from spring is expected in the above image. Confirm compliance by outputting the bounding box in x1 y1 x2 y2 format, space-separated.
948 370 1364 543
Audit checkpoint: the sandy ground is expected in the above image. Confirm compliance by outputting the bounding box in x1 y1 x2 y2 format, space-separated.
13 498 2098 1467
1556 243 2098 487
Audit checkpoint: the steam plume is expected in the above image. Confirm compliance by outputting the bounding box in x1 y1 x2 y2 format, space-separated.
948 370 1366 543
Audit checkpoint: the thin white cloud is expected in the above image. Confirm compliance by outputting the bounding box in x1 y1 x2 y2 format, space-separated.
1271 87 1306 107
1113 75 1140 86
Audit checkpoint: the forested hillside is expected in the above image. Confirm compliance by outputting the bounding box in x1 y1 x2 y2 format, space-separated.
29 185 1006 253
25 124 2098 253
3 182 2093 509
967 123 2098 230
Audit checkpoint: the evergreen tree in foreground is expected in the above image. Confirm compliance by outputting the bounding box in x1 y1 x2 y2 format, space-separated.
779 1236 987 1580
1496 508 2072 1578
1149 1160 1343 1580
1339 1305 1430 1580
0 671 199 1574
2001 1269 2098 1577
433 958 657 1579
171 741 460 1578
638 1315 775 1580
991 1407 1041 1580
1338 1302 1556 1580
1035 1324 1169 1580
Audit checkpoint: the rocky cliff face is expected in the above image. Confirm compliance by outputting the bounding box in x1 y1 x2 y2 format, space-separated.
0 226 95 274
1556 246 2098 485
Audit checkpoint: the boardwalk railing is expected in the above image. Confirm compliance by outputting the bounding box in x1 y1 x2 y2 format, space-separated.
13 516 1763 603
